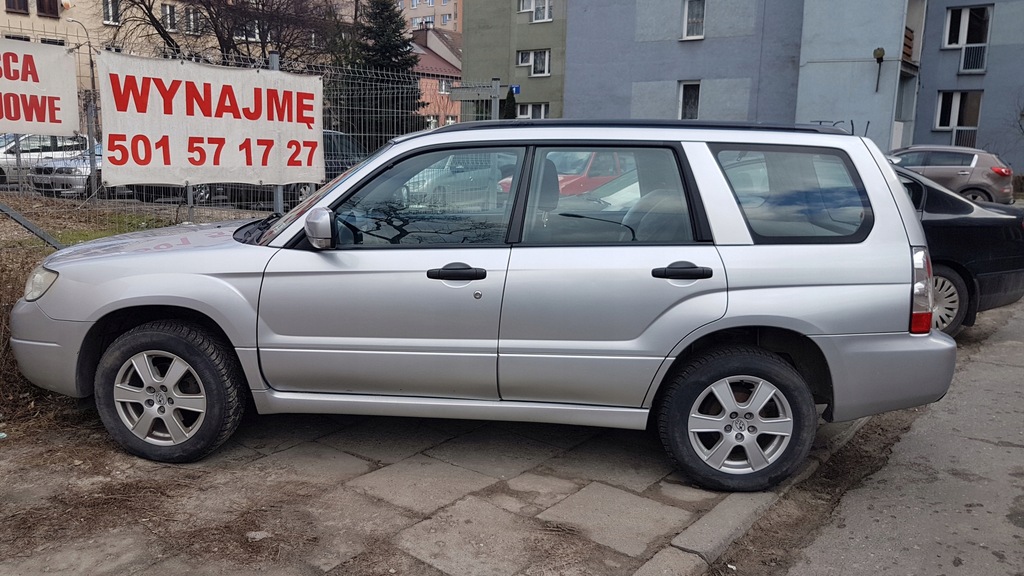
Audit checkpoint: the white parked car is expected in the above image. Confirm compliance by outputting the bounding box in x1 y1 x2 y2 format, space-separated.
1 133 93 185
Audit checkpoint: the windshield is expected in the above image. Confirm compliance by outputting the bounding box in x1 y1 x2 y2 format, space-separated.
256 143 393 245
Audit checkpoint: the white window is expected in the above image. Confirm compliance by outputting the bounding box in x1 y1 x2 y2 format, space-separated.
679 81 700 119
441 13 451 24
517 103 549 119
518 0 532 12
411 17 422 28
935 91 981 130
184 7 202 35
442 0 449 4
103 0 120 24
944 6 990 48
423 15 434 26
533 0 552 22
682 0 705 39
438 79 452 94
161 3 177 31
516 49 551 76
411 0 419 8
427 0 434 5
425 115 439 129
397 0 403 9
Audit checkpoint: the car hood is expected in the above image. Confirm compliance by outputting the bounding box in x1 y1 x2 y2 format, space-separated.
45 220 249 267
34 155 98 169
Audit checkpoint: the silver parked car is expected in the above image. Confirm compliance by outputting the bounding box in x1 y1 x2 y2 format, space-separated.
11 121 956 491
28 144 103 198
888 144 1014 204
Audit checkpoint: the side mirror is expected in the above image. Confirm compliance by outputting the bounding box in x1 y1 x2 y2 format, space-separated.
304 207 336 249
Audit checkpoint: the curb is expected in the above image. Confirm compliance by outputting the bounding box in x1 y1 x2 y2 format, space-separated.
631 417 871 576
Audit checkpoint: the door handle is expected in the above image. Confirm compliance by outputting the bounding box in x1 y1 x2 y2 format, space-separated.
427 262 487 281
957 170 971 176
652 261 713 280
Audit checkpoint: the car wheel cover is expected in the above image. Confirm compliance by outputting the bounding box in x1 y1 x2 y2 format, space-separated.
932 276 960 330
112 350 208 446
687 376 794 475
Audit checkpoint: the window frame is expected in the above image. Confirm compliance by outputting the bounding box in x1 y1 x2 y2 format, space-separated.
532 0 553 22
530 49 550 76
516 103 550 119
161 3 177 31
681 0 705 40
102 0 120 24
935 90 982 131
943 5 991 48
678 81 700 120
5 0 29 15
184 6 202 35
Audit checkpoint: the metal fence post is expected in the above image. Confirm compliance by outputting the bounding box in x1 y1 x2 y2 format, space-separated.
491 77 500 121
270 51 284 215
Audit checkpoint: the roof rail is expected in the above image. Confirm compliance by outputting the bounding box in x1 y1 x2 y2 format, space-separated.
429 119 851 135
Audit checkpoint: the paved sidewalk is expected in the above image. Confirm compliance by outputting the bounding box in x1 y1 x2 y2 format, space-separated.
0 411 865 576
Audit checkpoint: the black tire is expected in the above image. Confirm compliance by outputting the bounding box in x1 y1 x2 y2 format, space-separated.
657 345 817 492
932 265 969 337
961 188 990 203
94 320 246 463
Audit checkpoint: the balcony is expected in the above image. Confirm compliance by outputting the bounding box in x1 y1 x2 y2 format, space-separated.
960 44 987 74
952 127 978 148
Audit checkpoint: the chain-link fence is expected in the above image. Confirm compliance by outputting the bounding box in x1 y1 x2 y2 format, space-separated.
1 22 496 245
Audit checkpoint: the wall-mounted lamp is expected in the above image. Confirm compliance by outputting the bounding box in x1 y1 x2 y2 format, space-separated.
873 47 885 92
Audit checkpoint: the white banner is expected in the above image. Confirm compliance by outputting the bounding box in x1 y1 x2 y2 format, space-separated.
0 39 81 136
97 51 324 186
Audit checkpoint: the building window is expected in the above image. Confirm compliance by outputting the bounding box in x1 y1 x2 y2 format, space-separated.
36 0 58 18
518 103 549 119
427 0 434 5
438 79 452 94
425 115 439 129
936 91 981 146
104 43 123 52
944 6 990 48
4 34 30 41
533 0 552 22
682 0 705 39
411 0 419 8
679 82 700 119
183 7 202 35
102 0 120 24
161 3 177 31
423 15 434 27
441 13 451 24
5 0 29 15
234 22 259 41
442 0 449 4
516 49 551 76
411 17 421 28
40 37 65 46
518 0 532 12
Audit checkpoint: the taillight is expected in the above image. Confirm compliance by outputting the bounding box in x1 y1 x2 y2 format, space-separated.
991 166 1012 177
910 247 934 334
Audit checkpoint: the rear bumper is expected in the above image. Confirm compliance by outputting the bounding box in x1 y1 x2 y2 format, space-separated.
9 299 93 398
811 331 956 422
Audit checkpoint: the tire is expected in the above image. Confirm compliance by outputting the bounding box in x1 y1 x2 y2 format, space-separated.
932 265 969 336
961 188 990 203
657 345 817 492
94 320 246 463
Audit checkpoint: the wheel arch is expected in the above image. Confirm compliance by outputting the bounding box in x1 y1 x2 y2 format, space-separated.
644 325 833 419
76 305 237 398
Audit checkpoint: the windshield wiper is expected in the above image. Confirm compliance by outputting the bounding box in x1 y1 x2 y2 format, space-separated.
242 212 282 244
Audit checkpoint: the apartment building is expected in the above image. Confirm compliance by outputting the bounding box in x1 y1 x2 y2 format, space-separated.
398 0 461 33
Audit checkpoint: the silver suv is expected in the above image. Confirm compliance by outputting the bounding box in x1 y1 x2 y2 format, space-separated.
11 121 956 491
888 144 1014 204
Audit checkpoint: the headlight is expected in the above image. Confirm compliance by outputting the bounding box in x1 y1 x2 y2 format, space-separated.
24 266 58 302
55 167 85 175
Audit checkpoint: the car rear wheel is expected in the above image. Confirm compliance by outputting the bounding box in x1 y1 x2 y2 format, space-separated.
94 320 245 462
657 345 817 492
961 188 990 202
932 265 968 336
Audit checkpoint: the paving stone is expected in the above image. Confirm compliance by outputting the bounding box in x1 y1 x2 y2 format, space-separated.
346 454 496 515
425 427 562 479
304 486 421 572
185 438 263 469
538 482 693 557
653 480 721 505
540 433 675 492
249 441 373 484
396 496 541 576
233 414 346 455
0 528 155 576
632 547 708 576
671 491 778 563
318 416 454 464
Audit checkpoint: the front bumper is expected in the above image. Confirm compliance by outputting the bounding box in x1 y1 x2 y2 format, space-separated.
9 299 93 398
812 330 957 422
29 174 88 196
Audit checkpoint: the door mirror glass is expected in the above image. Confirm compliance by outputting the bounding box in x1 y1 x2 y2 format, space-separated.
304 207 336 249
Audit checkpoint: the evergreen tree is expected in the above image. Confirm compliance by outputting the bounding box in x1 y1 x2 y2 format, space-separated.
501 87 518 120
353 0 419 72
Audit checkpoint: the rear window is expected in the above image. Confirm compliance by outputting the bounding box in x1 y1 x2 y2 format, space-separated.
712 144 873 244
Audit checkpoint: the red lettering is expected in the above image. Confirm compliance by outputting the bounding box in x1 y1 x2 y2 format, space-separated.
296 92 314 127
0 53 37 82
20 54 38 83
185 81 211 117
241 87 262 121
152 78 182 115
266 89 293 123
2 93 20 120
214 85 241 119
18 94 49 122
109 74 151 113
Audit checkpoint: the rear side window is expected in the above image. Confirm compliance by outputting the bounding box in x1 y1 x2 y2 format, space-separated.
928 151 974 167
712 144 873 244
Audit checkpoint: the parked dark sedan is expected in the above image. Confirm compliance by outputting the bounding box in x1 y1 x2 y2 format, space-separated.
895 166 1024 335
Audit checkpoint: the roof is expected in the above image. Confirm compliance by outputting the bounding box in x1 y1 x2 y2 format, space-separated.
429 119 851 135
412 43 461 77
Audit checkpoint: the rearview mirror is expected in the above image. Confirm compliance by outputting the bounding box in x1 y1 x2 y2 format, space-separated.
304 207 336 249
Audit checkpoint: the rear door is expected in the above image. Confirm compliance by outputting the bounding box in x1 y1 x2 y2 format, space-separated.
498 144 727 408
921 150 976 193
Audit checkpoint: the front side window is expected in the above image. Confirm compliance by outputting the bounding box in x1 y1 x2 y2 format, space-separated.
944 6 990 47
521 147 692 245
679 82 700 119
103 0 120 23
682 0 705 39
714 144 873 244
333 147 523 247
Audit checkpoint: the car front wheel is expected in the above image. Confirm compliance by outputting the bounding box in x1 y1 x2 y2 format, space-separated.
658 345 817 492
94 321 245 462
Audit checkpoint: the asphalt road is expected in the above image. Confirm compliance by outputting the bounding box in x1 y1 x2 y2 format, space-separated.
783 299 1024 575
